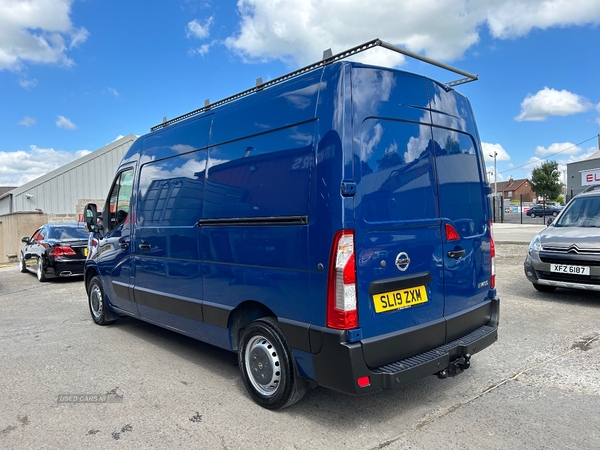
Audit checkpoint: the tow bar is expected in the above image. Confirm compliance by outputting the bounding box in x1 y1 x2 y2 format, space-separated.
437 353 471 379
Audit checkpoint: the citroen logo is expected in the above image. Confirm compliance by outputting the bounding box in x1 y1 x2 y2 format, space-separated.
395 252 410 272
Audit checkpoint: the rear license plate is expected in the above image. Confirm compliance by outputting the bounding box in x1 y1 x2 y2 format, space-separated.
373 285 428 313
550 264 589 275
83 247 88 257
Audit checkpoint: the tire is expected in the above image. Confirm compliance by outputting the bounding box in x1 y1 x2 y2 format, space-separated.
530 213 536 218
533 283 556 293
88 275 114 325
19 256 27 273
552 211 558 217
36 258 47 282
238 317 306 410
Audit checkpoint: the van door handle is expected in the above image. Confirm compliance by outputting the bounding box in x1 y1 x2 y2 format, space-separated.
447 249 466 259
139 243 151 250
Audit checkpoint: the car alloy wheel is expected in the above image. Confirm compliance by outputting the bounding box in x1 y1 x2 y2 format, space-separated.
37 259 47 282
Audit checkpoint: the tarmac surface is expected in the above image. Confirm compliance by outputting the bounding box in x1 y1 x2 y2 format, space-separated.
1 225 598 449
492 222 545 245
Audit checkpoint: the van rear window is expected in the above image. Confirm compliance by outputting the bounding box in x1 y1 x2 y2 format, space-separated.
358 119 438 222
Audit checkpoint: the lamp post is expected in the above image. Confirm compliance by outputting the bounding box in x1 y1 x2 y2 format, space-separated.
489 151 497 196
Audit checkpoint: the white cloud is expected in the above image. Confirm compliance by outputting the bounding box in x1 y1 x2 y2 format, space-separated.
107 87 120 98
69 26 89 49
482 142 510 162
186 16 214 39
0 145 90 186
0 0 88 71
225 0 600 67
189 43 212 56
18 78 37 89
516 87 593 121
535 142 582 157
18 116 36 127
485 0 600 39
56 115 76 130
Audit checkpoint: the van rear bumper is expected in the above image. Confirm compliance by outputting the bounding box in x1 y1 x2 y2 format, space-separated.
308 299 499 395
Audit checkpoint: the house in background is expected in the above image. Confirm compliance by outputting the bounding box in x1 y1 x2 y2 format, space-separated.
495 177 535 202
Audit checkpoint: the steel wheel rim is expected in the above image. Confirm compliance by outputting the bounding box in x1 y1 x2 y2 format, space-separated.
245 335 281 397
90 284 103 319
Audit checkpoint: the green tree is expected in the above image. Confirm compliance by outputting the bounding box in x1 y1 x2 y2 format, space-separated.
530 161 562 201
377 150 403 170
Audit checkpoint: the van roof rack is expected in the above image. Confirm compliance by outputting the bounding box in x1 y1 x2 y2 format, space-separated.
151 38 478 131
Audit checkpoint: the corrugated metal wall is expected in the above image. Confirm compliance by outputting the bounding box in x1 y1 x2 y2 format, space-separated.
9 135 136 214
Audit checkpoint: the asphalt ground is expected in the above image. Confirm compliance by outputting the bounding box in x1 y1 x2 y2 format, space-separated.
0 242 598 450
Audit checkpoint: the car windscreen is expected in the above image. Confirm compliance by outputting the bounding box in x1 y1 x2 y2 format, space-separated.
48 226 89 240
554 196 600 227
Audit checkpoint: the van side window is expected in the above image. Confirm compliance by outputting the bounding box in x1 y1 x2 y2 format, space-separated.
138 152 206 226
107 170 134 232
204 123 314 219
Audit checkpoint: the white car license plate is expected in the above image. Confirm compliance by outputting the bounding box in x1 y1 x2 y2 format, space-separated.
550 264 590 275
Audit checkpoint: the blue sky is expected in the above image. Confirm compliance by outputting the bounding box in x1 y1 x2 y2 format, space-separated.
1 0 600 188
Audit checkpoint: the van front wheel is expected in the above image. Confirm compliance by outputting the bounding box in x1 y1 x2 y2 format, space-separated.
239 317 306 409
88 276 114 325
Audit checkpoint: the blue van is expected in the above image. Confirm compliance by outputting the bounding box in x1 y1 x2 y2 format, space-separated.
84 40 498 409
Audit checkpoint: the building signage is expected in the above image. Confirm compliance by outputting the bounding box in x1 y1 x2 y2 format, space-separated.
581 169 600 186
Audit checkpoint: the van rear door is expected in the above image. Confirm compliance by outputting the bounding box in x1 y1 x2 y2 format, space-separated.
354 118 446 365
352 69 491 368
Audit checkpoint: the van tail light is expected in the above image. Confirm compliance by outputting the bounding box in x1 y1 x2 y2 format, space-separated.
445 223 460 241
327 230 358 330
489 220 496 289
48 246 77 258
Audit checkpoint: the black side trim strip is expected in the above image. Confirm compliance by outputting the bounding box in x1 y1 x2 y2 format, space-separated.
134 287 204 322
112 281 133 302
198 215 308 227
278 318 311 353
203 301 232 328
368 272 431 296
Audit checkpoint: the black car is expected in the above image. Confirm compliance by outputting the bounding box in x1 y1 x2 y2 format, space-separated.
526 204 562 218
524 189 600 292
20 222 89 282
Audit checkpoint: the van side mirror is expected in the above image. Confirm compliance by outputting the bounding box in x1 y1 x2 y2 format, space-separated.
85 203 99 232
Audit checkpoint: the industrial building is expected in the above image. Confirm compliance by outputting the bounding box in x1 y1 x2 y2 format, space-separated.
566 147 600 201
0 134 136 263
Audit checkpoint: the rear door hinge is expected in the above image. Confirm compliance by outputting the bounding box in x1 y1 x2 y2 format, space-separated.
341 182 356 197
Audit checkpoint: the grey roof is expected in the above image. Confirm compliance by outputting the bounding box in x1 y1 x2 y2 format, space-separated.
10 134 137 196
0 186 16 198
586 150 600 161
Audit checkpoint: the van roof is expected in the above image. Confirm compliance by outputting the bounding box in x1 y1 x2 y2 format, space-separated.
151 38 478 133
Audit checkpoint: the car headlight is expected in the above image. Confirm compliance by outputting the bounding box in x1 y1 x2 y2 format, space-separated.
528 234 541 255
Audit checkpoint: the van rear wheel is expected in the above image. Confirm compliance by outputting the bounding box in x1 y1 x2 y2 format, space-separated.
238 317 306 409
